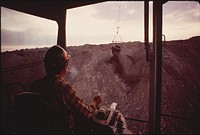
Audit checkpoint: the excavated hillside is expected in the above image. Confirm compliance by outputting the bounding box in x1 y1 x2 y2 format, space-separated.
1 36 200 134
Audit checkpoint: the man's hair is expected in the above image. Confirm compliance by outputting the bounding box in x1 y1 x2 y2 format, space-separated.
44 45 67 74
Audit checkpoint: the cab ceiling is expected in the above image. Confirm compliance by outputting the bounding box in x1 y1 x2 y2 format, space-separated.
1 0 106 21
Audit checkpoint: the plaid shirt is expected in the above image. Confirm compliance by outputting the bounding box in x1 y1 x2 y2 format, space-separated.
30 74 96 129
53 75 96 118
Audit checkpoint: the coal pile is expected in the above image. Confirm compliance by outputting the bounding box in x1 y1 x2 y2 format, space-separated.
1 36 200 134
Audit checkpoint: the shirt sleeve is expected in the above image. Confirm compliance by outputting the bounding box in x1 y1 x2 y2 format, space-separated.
56 80 96 118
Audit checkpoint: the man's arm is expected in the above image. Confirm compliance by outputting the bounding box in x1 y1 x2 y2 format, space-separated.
57 83 98 118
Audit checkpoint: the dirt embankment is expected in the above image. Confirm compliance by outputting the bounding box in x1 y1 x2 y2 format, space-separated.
1 36 200 134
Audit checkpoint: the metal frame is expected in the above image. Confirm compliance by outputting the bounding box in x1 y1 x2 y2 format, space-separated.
56 9 67 50
148 1 167 134
144 1 150 61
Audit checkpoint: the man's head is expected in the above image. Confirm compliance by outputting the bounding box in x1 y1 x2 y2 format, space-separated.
44 45 69 75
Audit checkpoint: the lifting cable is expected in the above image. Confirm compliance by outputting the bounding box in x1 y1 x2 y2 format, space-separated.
112 3 123 43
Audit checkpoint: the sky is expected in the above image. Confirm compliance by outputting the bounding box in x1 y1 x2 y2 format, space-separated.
1 1 200 52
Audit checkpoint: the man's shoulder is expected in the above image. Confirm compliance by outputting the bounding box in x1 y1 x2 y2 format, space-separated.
53 76 75 92
29 75 50 92
29 78 43 92
53 75 67 86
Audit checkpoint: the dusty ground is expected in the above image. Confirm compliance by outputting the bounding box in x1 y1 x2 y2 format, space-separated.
1 36 200 134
